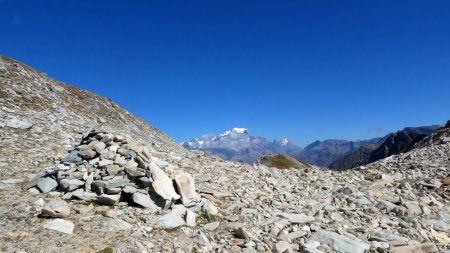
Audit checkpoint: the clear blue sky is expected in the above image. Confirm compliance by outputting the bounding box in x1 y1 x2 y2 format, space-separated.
1 0 449 146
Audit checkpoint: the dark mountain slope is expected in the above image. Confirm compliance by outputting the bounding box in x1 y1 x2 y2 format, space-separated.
329 125 440 170
294 138 381 167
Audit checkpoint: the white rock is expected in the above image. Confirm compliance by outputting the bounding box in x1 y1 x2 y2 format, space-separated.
152 205 186 229
5 118 33 129
174 172 201 205
186 209 196 227
43 219 74 234
202 200 219 217
149 162 180 201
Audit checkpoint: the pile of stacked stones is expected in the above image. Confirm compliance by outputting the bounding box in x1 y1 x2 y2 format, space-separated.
24 131 218 228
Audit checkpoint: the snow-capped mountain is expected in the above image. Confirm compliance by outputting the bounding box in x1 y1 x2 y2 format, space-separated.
182 128 302 163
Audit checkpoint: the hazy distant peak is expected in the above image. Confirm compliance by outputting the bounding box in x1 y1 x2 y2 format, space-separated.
182 128 301 163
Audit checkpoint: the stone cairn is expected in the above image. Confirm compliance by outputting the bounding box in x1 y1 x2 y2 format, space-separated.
24 131 218 229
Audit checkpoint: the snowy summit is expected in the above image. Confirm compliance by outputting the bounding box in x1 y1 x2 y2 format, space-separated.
182 128 301 163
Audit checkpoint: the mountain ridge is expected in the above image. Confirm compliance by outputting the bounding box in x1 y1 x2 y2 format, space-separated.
329 125 440 170
182 128 302 163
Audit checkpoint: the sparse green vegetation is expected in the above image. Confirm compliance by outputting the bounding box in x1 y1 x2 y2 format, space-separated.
260 154 310 169
97 247 114 253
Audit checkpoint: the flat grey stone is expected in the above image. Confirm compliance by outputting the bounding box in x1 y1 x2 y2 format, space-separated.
309 230 370 253
152 205 186 229
132 192 157 208
72 189 98 201
37 177 58 193
43 219 74 234
93 178 129 189
61 151 82 165
96 194 121 205
60 179 84 192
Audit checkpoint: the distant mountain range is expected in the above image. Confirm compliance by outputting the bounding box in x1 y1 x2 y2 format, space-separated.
329 125 440 170
182 125 441 167
294 138 381 167
181 128 301 163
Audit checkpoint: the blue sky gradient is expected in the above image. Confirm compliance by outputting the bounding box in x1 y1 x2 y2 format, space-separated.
1 0 449 146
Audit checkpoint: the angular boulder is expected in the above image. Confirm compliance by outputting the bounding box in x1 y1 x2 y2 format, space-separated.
149 162 180 201
132 192 158 209
37 177 58 193
174 172 201 205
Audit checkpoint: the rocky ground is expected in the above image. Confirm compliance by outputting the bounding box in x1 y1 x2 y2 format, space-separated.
0 56 449 253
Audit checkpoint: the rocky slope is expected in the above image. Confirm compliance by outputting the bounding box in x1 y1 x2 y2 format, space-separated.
0 56 449 253
0 55 185 179
329 126 439 170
